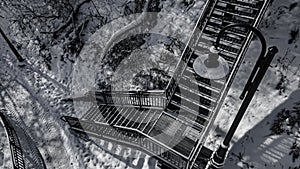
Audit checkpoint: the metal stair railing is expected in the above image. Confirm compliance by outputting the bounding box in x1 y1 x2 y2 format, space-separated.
164 0 216 105
0 109 26 169
62 115 189 169
86 90 166 109
0 108 47 169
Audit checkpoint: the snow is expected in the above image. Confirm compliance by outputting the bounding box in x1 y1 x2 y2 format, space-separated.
0 0 299 169
0 120 13 169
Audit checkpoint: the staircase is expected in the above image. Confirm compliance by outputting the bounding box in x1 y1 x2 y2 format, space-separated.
62 0 272 168
164 0 271 168
79 104 200 158
63 105 189 169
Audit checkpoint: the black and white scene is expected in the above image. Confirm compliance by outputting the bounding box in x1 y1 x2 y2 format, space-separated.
0 0 299 168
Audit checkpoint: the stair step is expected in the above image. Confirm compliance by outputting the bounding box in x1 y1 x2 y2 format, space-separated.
165 109 205 133
88 105 106 121
214 4 257 19
149 114 176 138
173 137 196 157
110 108 125 125
93 106 108 122
208 18 249 35
111 107 128 124
115 108 134 126
110 107 129 125
179 82 217 102
183 68 225 90
166 108 207 133
137 110 157 130
106 107 122 123
218 0 263 10
102 106 117 122
169 100 209 120
142 113 161 134
201 33 242 48
175 87 216 109
217 43 240 54
82 105 99 120
211 12 252 25
125 108 142 128
204 22 247 38
172 94 211 118
174 93 212 113
132 109 150 129
180 76 220 100
206 32 244 44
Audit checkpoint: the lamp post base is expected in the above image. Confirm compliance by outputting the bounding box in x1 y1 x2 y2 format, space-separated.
209 143 229 169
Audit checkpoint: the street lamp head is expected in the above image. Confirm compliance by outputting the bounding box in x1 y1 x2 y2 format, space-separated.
193 46 229 80
193 23 268 82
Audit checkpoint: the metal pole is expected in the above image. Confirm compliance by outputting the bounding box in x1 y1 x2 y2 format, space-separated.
0 27 25 62
209 23 279 169
210 46 278 168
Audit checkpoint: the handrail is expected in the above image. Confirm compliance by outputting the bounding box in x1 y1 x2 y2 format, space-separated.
62 116 188 168
86 90 166 109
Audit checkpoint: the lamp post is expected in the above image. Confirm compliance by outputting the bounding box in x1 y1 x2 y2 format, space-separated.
201 23 279 169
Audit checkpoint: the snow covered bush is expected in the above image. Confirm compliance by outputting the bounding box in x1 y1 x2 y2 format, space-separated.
271 101 300 163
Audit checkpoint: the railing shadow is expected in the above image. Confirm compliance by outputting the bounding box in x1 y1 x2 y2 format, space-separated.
224 90 300 169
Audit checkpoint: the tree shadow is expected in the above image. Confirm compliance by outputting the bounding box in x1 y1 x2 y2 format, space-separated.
224 89 300 169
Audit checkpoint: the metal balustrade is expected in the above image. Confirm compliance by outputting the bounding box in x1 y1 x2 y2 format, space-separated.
1 109 47 169
62 116 188 168
63 0 272 168
89 90 166 109
1 109 26 169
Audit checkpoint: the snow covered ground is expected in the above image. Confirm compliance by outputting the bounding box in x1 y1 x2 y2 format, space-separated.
0 0 299 169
